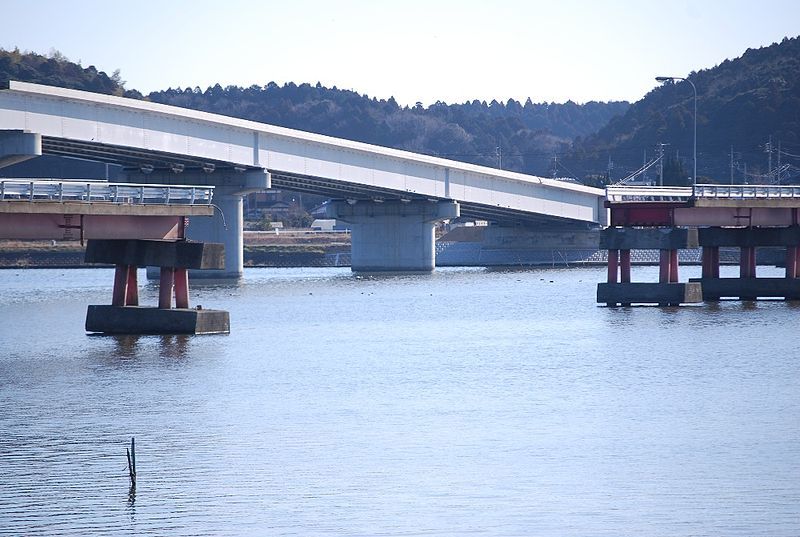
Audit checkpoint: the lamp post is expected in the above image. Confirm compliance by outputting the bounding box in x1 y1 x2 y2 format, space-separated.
656 76 697 188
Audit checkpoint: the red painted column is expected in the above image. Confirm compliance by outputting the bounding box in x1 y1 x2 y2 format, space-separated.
112 264 128 307
795 247 800 279
740 247 755 279
711 247 720 279
786 247 797 279
125 265 139 306
669 249 679 283
174 268 189 309
702 247 721 278
607 249 619 283
159 267 175 309
620 250 631 283
659 250 671 283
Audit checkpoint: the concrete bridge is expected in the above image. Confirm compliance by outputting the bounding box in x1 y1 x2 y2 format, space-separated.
0 81 607 276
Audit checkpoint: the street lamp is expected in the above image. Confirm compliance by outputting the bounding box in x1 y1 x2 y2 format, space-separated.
656 76 697 188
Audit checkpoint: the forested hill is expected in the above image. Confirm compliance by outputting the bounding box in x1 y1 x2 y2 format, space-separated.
568 36 800 185
0 48 137 97
0 47 627 177
147 84 627 174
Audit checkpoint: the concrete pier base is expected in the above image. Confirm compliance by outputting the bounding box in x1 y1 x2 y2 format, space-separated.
689 277 800 301
328 199 459 272
86 305 229 335
598 282 703 306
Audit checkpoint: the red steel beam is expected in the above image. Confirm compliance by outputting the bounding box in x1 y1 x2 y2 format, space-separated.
0 213 182 240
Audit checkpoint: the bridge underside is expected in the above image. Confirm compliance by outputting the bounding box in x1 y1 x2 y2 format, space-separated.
20 136 593 228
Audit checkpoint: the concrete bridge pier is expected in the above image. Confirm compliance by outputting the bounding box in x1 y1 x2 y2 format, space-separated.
185 186 246 278
127 170 270 279
327 199 459 271
597 227 703 306
690 226 800 300
84 239 230 334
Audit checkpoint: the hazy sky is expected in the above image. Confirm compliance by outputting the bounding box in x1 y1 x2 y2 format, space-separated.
2 0 799 106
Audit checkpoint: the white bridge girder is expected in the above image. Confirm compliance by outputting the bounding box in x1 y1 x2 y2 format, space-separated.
0 81 607 227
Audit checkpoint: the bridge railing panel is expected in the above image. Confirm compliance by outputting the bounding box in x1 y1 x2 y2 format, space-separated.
0 180 214 205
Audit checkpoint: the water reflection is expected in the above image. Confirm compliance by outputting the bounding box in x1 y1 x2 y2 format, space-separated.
157 335 190 359
112 335 140 358
97 334 191 361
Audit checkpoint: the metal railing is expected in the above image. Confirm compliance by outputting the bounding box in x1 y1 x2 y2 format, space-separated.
606 184 800 202
692 184 800 199
0 179 214 205
605 185 693 203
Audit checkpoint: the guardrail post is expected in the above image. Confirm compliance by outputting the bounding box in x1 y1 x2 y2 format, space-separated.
28 181 34 201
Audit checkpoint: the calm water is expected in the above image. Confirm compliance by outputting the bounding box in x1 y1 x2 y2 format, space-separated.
1 265 799 536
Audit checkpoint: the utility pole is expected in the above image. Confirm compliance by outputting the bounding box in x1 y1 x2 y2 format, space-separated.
657 143 669 186
766 135 773 178
730 145 734 185
777 141 782 183
495 146 502 170
643 149 648 184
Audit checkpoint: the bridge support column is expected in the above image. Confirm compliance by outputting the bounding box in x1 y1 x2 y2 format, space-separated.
126 170 269 280
597 227 702 306
327 199 459 272
186 187 244 278
84 239 230 334
691 227 800 301
788 247 799 279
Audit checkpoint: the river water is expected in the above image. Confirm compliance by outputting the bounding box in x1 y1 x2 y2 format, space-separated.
1 265 799 536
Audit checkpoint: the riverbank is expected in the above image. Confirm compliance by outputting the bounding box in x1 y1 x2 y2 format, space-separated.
0 231 353 268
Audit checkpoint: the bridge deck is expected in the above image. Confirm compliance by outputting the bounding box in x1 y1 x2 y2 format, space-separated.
0 81 606 227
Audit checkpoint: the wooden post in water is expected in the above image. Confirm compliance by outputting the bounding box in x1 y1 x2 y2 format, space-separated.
126 437 137 486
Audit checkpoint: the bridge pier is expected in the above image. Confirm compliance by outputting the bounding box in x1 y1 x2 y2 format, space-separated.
327 199 459 271
691 226 800 300
185 187 245 278
84 239 230 334
125 170 270 279
597 227 702 306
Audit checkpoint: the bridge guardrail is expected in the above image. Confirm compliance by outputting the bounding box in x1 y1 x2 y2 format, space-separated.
605 185 693 203
692 184 800 199
0 179 214 205
607 184 800 203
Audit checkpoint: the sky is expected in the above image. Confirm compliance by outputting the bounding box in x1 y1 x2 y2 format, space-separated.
2 0 799 106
